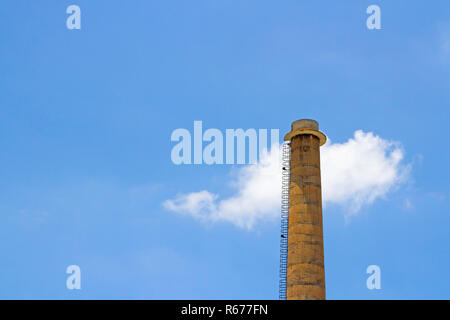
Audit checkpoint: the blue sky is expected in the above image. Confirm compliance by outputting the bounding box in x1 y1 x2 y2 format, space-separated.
0 0 449 299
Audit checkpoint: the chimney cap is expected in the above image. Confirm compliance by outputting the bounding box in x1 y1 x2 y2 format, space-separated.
284 119 327 146
291 119 319 131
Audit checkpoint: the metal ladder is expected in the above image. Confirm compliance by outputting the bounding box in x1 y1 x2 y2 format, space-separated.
279 142 290 300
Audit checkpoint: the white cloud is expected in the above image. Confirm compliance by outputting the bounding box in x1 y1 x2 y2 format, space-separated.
164 147 281 229
163 130 410 229
321 130 409 214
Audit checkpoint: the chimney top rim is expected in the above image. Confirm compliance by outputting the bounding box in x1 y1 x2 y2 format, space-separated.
285 119 326 146
291 119 319 131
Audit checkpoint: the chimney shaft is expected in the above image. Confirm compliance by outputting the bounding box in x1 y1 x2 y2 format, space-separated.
284 119 326 300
